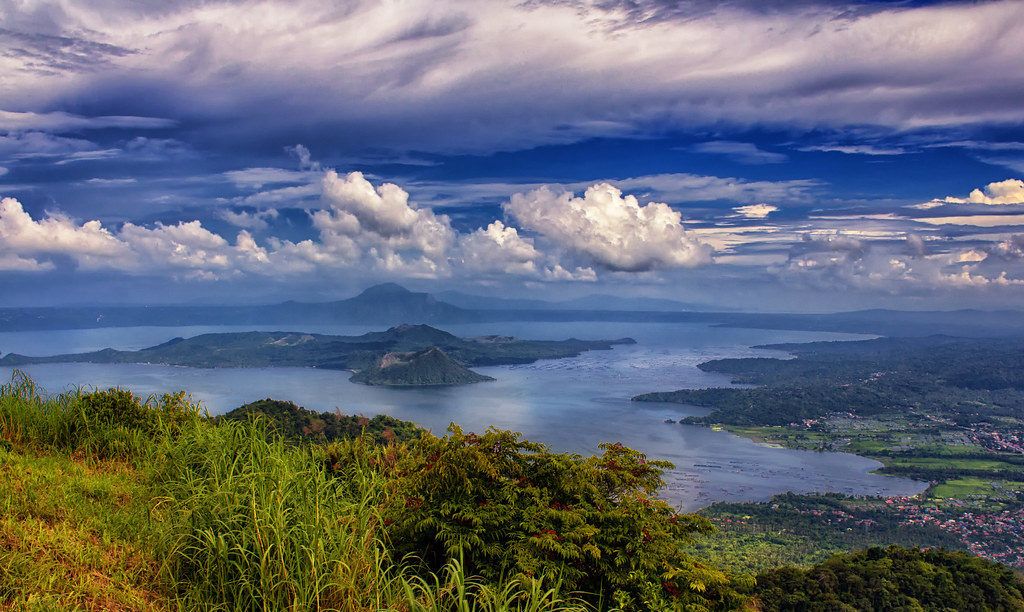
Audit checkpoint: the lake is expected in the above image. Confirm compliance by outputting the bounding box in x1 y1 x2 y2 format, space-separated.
0 321 927 510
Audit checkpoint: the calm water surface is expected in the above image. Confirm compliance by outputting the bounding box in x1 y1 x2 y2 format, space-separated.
0 321 926 509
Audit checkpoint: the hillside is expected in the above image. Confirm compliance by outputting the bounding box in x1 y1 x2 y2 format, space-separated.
2 375 1022 610
350 347 495 386
0 323 635 386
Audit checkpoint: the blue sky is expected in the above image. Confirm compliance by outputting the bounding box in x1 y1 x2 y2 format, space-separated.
2 0 1024 310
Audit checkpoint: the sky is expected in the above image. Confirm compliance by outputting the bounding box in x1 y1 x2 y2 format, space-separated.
2 0 1024 311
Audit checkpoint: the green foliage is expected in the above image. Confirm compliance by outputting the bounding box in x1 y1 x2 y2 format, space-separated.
220 397 422 445
150 417 399 610
753 546 1024 611
328 425 744 610
0 371 200 458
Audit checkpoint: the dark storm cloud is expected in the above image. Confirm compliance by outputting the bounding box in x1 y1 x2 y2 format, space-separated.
0 27 135 75
1 0 1023 307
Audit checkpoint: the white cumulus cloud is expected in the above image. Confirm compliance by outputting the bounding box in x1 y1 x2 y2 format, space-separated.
732 204 779 219
916 178 1024 208
458 220 595 281
505 183 712 272
313 170 456 277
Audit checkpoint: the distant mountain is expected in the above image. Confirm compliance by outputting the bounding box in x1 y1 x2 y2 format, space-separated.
264 283 475 324
350 347 494 386
0 283 478 331
1 282 1023 338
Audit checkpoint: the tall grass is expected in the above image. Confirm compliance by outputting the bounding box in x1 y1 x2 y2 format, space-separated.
0 372 595 611
149 417 397 610
0 370 190 459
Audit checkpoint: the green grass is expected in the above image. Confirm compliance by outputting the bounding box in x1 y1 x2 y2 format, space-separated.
884 457 1018 471
0 447 165 611
930 477 999 500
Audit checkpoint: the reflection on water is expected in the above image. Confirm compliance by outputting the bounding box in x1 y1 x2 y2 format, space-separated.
0 321 926 510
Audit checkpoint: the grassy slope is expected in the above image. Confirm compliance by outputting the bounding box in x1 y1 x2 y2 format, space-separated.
0 377 590 611
0 448 165 611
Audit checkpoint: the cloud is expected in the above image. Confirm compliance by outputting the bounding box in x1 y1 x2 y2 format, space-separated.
407 173 819 209
931 179 1024 206
799 144 905 156
0 27 136 75
53 148 121 165
912 214 1024 227
0 196 127 261
2 167 722 284
0 253 53 272
0 131 97 160
996 235 1024 259
314 170 456 276
218 208 279 231
732 204 778 219
225 167 310 190
0 196 267 278
4 1 1023 154
777 232 1024 292
923 141 1024 152
978 157 1024 174
505 183 712 271
0 166 7 177
457 220 595 281
81 177 137 186
689 141 786 164
0 110 174 132
287 145 321 172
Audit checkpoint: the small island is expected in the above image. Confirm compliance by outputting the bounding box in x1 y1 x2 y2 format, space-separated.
1 323 635 387
350 347 495 387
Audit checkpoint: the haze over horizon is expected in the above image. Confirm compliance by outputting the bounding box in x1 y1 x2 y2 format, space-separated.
3 0 1024 311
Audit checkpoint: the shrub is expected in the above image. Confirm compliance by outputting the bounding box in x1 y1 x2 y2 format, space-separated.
327 425 744 610
79 388 154 432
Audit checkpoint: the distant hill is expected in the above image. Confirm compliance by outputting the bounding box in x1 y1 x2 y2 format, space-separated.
220 398 422 444
350 347 494 386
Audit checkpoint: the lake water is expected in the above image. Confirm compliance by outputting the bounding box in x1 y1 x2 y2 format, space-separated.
0 321 927 510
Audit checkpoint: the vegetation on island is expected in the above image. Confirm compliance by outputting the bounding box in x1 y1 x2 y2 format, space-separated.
635 335 1024 569
3 371 1020 609
0 323 633 387
219 397 423 444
